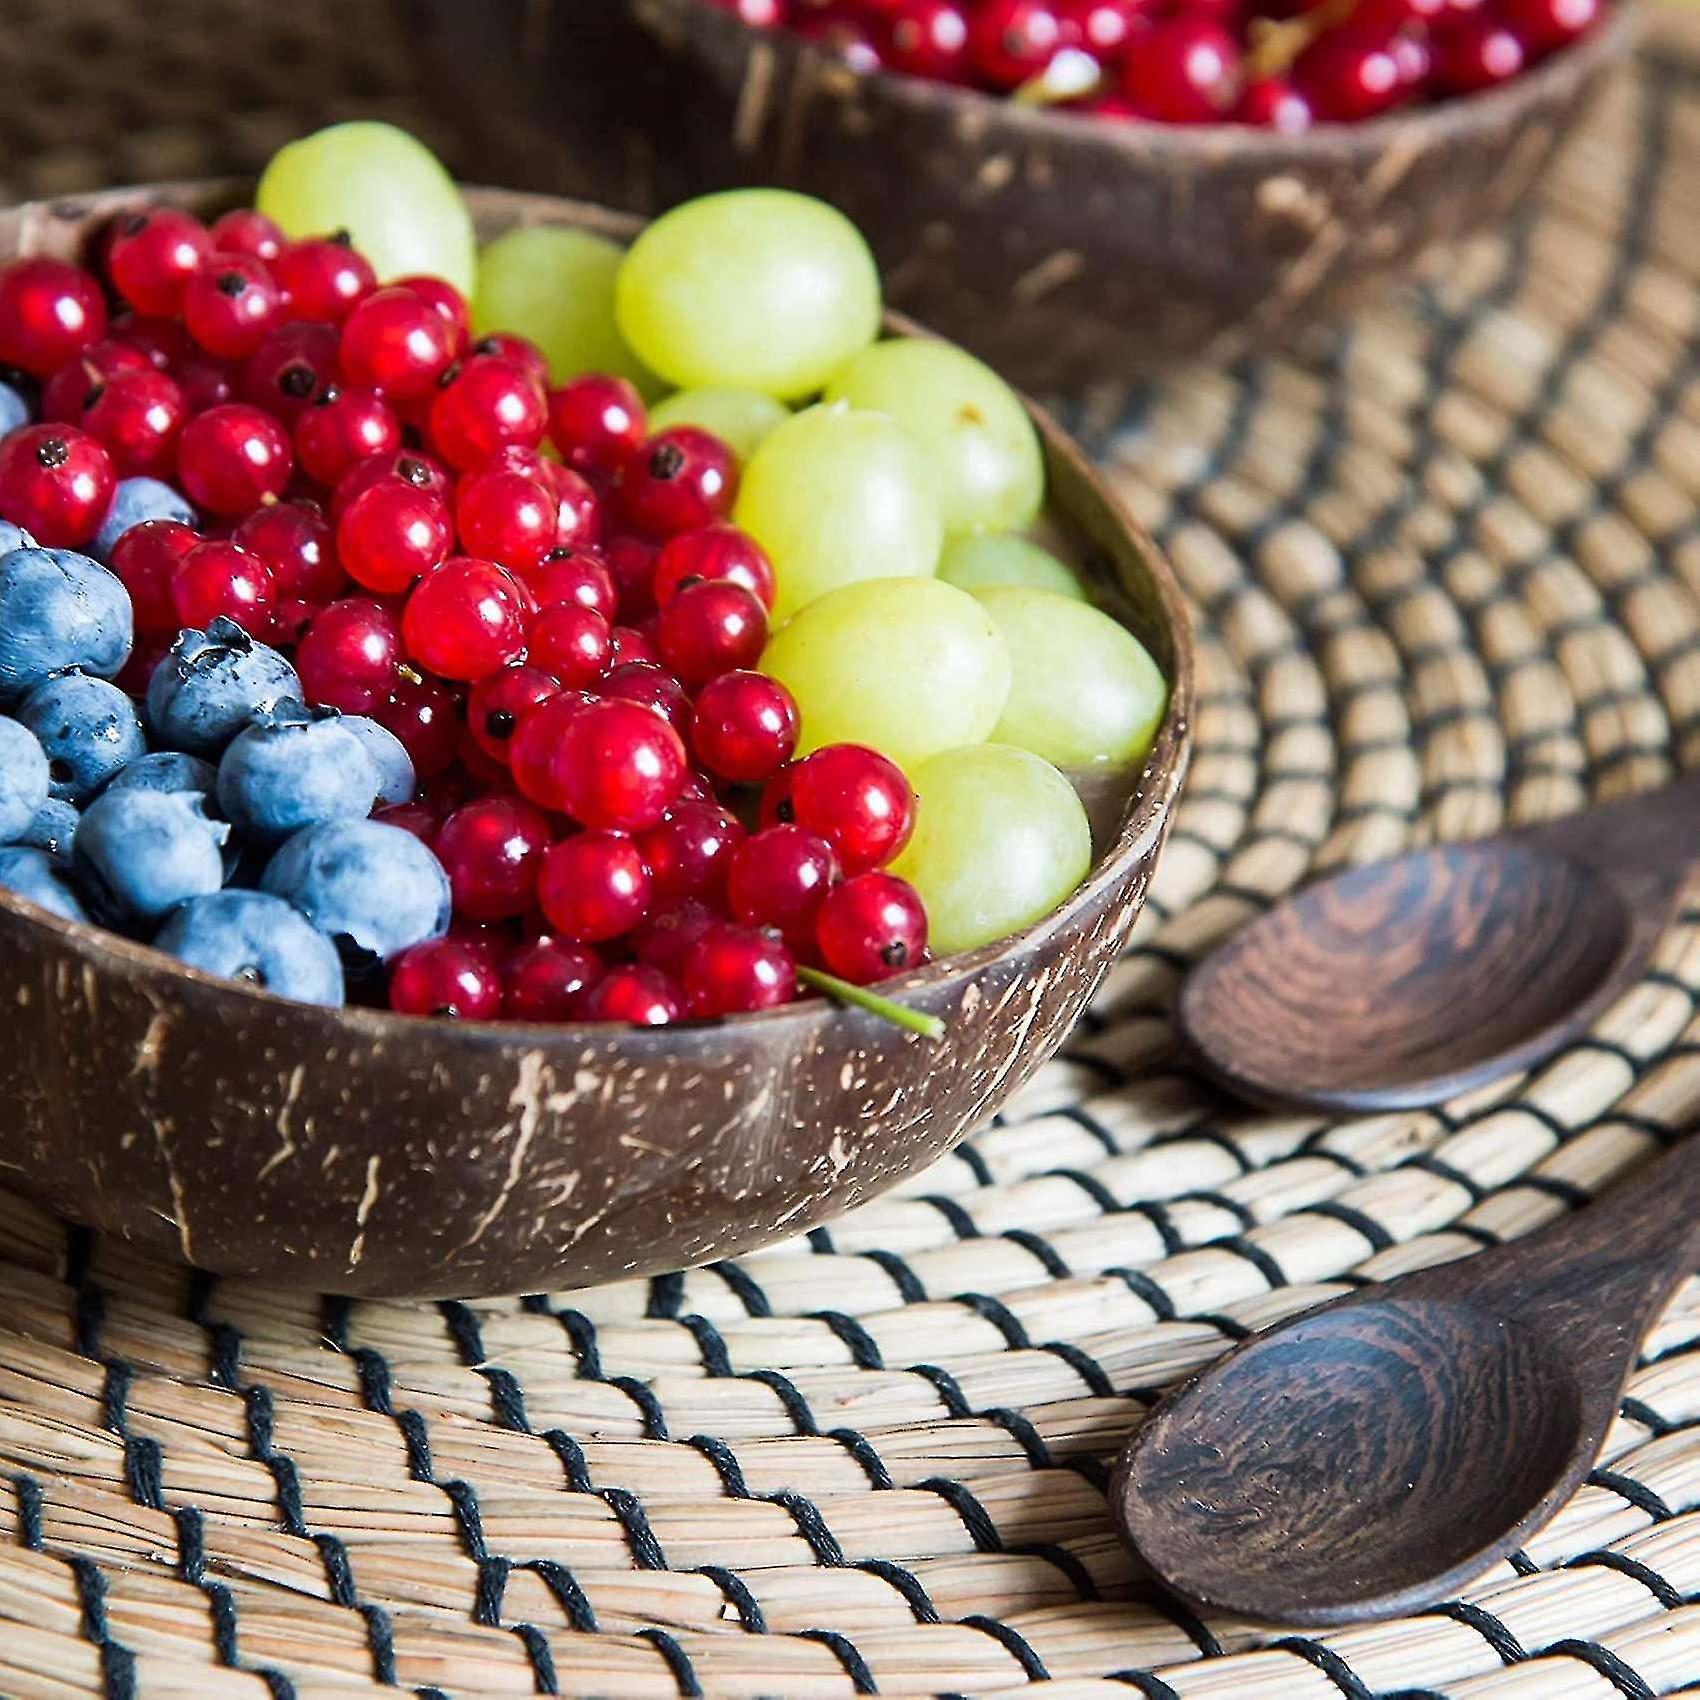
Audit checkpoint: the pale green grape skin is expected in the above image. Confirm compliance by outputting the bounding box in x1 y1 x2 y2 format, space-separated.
616 190 881 400
824 339 1045 536
939 533 1086 601
975 587 1168 769
256 122 476 295
892 744 1093 956
761 577 1011 774
474 227 660 397
736 405 944 624
650 388 791 464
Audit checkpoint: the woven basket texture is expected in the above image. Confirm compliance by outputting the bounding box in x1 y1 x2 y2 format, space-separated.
3 0 1700 1694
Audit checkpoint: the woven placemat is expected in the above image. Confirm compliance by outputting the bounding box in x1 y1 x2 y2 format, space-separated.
4 2 1700 1694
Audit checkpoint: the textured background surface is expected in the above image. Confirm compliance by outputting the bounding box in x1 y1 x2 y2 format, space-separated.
3 3 1700 1695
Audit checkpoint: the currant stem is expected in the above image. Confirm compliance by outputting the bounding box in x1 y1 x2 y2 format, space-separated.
798 966 946 1041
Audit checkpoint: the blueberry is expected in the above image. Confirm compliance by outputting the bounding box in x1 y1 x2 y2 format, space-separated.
0 714 49 841
18 673 147 805
0 523 34 556
217 706 380 846
74 787 228 929
92 477 196 561
145 616 301 757
0 845 88 923
154 890 345 1008
0 382 31 439
262 819 450 973
16 797 77 862
0 547 133 702
103 750 219 802
338 715 415 805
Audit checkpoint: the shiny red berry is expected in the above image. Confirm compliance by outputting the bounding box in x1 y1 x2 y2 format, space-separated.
429 354 547 471
109 519 199 634
40 339 151 423
436 796 554 920
1236 75 1313 130
691 670 799 784
652 524 776 610
389 938 503 1019
604 533 660 620
619 428 739 539
520 548 619 622
467 663 562 764
512 696 687 829
886 0 974 78
816 871 928 982
274 235 376 324
1293 27 1406 117
375 673 460 779
796 8 886 69
81 367 186 477
172 349 237 414
550 465 605 552
639 800 745 908
106 209 210 317
1121 18 1240 120
1500 0 1598 53
1432 16 1525 91
338 479 453 593
395 275 471 356
580 963 683 1025
473 332 550 392
295 597 402 714
683 924 796 1017
339 287 456 400
0 425 114 546
607 622 659 668
1060 0 1148 57
233 500 342 602
454 467 558 571
728 825 837 941
656 579 767 685
183 255 284 360
0 258 108 376
403 556 530 681
503 937 603 1021
548 374 647 477
331 448 451 524
968 0 1066 84
176 403 292 513
109 312 192 372
210 208 286 264
762 744 914 873
528 603 613 688
240 321 340 422
538 832 652 942
170 539 275 632
373 801 439 844
632 901 719 977
600 660 691 737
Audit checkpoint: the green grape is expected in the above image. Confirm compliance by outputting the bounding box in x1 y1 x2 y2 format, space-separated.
736 405 944 623
650 387 791 464
761 577 1010 773
892 744 1092 955
474 226 660 397
975 587 1167 769
824 338 1044 536
256 122 476 295
940 533 1086 601
616 190 881 400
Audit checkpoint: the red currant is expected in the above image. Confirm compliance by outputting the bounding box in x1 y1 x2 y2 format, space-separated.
0 258 108 376
604 533 660 620
183 255 284 360
683 924 796 1017
550 465 605 551
1500 0 1598 53
504 936 603 1020
106 209 210 317
968 0 1065 84
375 673 460 779
1293 27 1406 117
1060 0 1148 56
436 796 554 920
656 580 766 684
172 349 237 414
389 938 502 1019
467 664 562 764
528 603 613 688
274 235 375 324
632 900 719 977
331 447 451 524
548 374 647 477
395 275 471 356
210 208 286 264
403 556 530 681
340 287 455 400
233 500 342 602
81 367 186 477
691 671 799 784
429 354 547 471
512 696 687 829
520 548 619 622
240 321 340 422
454 467 557 571
0 425 114 546
762 744 914 873
652 524 776 611
109 312 192 372
580 963 683 1025
338 479 453 593
296 597 402 713
816 872 928 982
1237 75 1313 130
708 0 792 24
600 661 691 737
373 800 439 844
176 403 292 513
170 539 275 632
607 623 659 668
109 518 199 634
1433 17 1525 91
1121 18 1241 120
473 332 550 392
726 824 836 942
618 428 739 539
796 8 886 69
538 832 652 942
41 339 150 423
272 598 320 645
886 0 973 77
639 800 745 908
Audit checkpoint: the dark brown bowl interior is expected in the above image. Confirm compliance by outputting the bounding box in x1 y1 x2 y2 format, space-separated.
416 0 1635 392
0 182 1193 1299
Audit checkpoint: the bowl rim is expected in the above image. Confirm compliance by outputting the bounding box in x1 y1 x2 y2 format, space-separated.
657 0 1637 161
0 179 1195 1046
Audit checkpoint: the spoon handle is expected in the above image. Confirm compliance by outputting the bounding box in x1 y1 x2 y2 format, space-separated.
1528 769 1700 897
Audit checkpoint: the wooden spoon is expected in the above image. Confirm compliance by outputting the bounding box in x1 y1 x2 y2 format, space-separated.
1177 773 1700 1114
1112 1127 1700 1625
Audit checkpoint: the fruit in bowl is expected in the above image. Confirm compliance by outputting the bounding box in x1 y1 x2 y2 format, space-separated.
0 123 1189 1296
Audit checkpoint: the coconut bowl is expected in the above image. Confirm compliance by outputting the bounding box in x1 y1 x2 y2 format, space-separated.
0 181 1192 1300
418 0 1633 391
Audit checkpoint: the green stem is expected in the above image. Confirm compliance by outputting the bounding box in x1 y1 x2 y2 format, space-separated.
798 967 946 1042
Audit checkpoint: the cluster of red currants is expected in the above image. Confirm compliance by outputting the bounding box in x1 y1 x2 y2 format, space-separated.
0 207 932 1025
705 0 1604 127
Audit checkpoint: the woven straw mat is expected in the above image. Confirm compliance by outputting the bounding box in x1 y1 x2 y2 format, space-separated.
6 0 1700 1695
